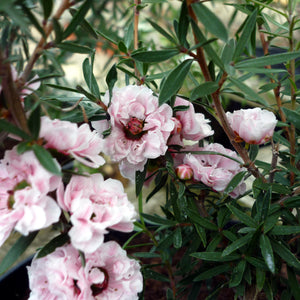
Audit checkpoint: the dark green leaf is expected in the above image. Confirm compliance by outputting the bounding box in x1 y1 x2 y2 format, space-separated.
147 18 177 44
245 256 268 270
192 2 228 42
82 57 100 98
270 225 300 235
40 0 53 20
132 49 179 63
259 235 275 274
227 204 257 228
32 144 61 176
136 163 147 197
173 227 182 248
249 144 259 161
0 119 31 140
256 269 265 291
191 251 240 262
140 213 177 226
52 18 63 44
233 9 257 61
222 232 253 256
228 77 269 106
63 0 92 39
194 223 207 247
235 50 300 69
56 42 93 54
132 252 160 258
287 267 300 300
106 64 118 104
271 240 300 270
37 233 70 258
187 209 218 231
190 20 224 70
194 264 231 281
0 232 38 275
224 171 247 194
190 82 219 100
178 1 189 46
157 230 176 251
159 59 193 105
229 260 246 287
118 41 128 53
143 269 169 282
146 173 168 202
28 104 41 139
46 83 80 93
282 107 300 130
283 196 300 208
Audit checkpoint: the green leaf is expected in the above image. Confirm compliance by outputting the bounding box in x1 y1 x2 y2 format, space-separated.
224 171 247 195
287 267 300 300
37 233 70 258
270 225 300 235
235 50 300 69
132 49 179 63
135 163 147 197
190 20 224 70
63 0 92 39
245 256 268 270
222 232 254 256
249 144 259 161
140 213 177 226
56 42 93 54
229 260 246 287
283 196 300 208
28 104 41 139
282 107 300 130
147 18 177 44
159 59 193 105
40 0 53 20
106 64 118 104
233 9 257 61
227 204 257 228
173 227 182 249
143 269 170 282
52 17 63 43
228 77 269 106
157 230 177 251
178 1 189 46
82 57 100 98
32 144 61 176
194 264 231 281
187 209 218 231
256 269 265 291
191 251 240 262
190 81 219 100
271 240 300 270
259 235 275 274
192 3 228 42
0 232 38 275
194 223 207 247
0 119 31 140
133 252 160 258
118 41 127 53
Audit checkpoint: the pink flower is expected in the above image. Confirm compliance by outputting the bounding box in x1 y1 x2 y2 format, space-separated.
0 148 61 246
226 108 277 145
40 116 105 168
176 164 194 180
28 241 143 300
184 143 246 198
57 173 136 253
92 85 174 180
168 97 213 146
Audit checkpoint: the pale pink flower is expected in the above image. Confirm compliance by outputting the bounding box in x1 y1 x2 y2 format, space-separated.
92 85 174 180
0 148 61 246
28 242 143 300
226 107 277 145
184 143 246 198
40 116 105 168
57 173 136 253
168 97 213 146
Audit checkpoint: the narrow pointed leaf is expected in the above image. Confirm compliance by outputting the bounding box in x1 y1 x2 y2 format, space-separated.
192 3 228 42
233 9 257 61
235 50 300 69
159 59 193 105
32 144 61 176
187 209 218 231
282 107 300 130
229 260 246 287
224 171 247 194
131 49 179 63
147 18 177 43
194 264 231 281
56 42 93 54
190 82 219 100
40 0 53 20
270 225 300 235
227 204 257 228
191 251 240 262
37 233 70 258
222 232 253 256
0 119 31 140
0 232 38 275
259 235 275 274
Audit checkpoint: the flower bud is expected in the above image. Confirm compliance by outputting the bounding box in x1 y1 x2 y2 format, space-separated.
176 164 193 180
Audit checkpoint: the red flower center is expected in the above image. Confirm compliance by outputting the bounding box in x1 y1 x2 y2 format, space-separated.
123 117 146 140
91 268 109 296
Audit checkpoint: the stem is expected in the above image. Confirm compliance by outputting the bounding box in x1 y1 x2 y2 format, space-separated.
186 0 265 181
134 0 141 82
20 0 72 86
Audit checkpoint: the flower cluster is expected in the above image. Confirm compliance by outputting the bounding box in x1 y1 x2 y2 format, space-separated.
28 241 143 300
0 147 61 247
